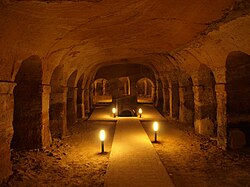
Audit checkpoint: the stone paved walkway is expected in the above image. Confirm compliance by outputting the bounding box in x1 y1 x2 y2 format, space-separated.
104 118 174 187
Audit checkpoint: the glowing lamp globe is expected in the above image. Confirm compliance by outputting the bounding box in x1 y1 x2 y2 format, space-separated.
138 108 142 114
153 121 159 132
100 130 105 141
112 108 116 114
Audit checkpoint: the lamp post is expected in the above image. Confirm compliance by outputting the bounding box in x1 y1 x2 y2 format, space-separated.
112 108 116 118
138 108 142 118
100 130 105 153
153 121 159 142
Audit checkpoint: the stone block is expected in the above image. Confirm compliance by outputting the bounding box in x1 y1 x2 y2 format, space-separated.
194 118 215 137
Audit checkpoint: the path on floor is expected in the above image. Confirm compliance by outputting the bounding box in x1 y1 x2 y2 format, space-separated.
104 118 174 187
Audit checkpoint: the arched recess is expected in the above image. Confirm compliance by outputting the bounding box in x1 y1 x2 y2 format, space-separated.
67 70 78 126
92 78 112 104
136 77 155 103
168 76 180 119
49 65 67 138
118 77 130 96
11 55 51 149
77 73 85 119
162 77 170 116
193 64 217 137
179 73 194 124
226 51 250 148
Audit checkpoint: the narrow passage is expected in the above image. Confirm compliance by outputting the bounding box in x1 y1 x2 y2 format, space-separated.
105 118 174 187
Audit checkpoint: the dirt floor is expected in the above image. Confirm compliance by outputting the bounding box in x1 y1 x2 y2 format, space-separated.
3 121 116 187
2 119 250 187
142 120 250 187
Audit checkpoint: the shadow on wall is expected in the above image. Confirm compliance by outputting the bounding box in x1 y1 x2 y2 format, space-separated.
226 51 250 149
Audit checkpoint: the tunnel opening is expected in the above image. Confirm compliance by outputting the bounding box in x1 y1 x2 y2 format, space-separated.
49 65 66 139
226 51 250 148
137 77 154 103
92 78 112 105
11 56 45 149
119 109 136 117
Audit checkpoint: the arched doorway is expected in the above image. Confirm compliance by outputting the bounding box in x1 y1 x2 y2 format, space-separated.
136 77 155 103
11 56 51 149
92 78 112 104
226 51 250 148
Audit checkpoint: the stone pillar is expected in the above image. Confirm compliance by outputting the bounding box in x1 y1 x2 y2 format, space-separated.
179 86 194 123
215 83 227 150
103 80 106 95
67 87 77 125
81 89 86 118
179 87 185 122
168 87 173 117
154 79 159 107
0 81 16 183
193 85 215 136
193 85 203 133
169 84 179 119
94 82 97 96
144 79 147 95
84 89 90 116
162 87 169 116
49 86 68 138
41 84 52 148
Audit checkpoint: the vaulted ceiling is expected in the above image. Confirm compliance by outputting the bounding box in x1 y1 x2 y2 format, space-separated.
0 0 247 83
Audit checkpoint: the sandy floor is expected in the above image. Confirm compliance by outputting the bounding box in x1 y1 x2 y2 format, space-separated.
4 121 116 187
2 119 250 187
142 120 250 187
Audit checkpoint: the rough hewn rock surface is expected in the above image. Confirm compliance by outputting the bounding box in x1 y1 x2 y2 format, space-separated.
0 0 250 183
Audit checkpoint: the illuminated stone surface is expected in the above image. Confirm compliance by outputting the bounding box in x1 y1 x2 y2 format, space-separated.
1 0 250 183
105 118 174 187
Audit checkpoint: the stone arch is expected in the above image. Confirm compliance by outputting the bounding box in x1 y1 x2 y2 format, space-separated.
178 73 195 124
11 55 51 149
118 77 130 96
49 65 67 138
226 51 250 148
193 64 217 137
92 78 112 104
67 70 78 126
119 109 136 117
136 77 155 103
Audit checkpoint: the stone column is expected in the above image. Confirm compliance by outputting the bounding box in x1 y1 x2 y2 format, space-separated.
193 85 203 133
215 83 227 150
144 79 147 95
41 84 52 148
94 82 97 96
0 81 16 183
67 87 77 125
103 80 106 95
169 84 179 119
84 89 90 116
162 87 169 116
49 86 68 138
178 87 185 122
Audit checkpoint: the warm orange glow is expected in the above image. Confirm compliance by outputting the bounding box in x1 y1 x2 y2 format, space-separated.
100 130 105 141
112 108 116 114
138 108 142 114
153 121 159 131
